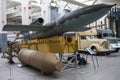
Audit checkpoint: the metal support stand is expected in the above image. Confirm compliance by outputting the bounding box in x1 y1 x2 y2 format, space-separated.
85 48 99 70
78 53 84 73
59 52 78 71
8 67 14 80
74 52 78 66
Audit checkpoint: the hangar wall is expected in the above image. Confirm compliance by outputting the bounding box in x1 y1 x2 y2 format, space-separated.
39 0 79 24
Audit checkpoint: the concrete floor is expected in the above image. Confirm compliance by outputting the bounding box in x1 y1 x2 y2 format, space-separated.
0 52 120 80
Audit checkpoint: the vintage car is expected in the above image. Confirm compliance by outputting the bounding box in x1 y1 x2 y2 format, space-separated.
97 29 120 52
78 28 115 55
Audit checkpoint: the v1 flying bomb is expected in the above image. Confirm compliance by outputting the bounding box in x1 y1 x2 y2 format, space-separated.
3 4 116 74
3 4 115 39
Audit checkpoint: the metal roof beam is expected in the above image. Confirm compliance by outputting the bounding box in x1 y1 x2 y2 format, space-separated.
62 0 88 7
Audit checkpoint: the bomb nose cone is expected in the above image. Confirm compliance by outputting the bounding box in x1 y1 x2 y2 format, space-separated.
98 4 116 9
94 4 117 11
107 4 117 7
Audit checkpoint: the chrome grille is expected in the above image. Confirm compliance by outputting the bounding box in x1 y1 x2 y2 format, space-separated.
103 41 109 49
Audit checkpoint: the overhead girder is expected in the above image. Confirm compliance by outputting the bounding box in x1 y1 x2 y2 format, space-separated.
62 0 88 6
7 6 20 14
82 0 95 3
7 0 106 24
7 0 20 8
7 6 41 15
7 12 41 20
7 0 41 15
99 0 120 6
7 1 41 20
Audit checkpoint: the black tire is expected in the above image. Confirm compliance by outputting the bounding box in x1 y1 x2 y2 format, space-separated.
91 47 97 55
106 52 111 55
115 48 119 52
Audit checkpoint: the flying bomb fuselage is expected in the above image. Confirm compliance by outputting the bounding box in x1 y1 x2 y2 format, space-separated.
30 4 115 39
3 4 115 39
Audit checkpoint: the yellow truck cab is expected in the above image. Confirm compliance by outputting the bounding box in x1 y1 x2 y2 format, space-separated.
78 28 115 55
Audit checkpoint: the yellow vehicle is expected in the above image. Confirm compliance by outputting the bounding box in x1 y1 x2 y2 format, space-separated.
77 28 115 54
19 36 78 54
19 29 115 55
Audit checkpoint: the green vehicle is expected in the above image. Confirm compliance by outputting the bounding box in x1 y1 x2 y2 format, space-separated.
97 29 120 52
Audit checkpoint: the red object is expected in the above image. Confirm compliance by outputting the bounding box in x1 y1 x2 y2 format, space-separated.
28 6 32 10
90 30 93 33
29 16 32 19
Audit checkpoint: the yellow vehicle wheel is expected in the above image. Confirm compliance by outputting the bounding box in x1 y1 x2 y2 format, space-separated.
91 47 97 55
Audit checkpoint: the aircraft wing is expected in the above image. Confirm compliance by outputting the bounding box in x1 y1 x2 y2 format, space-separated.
3 25 49 31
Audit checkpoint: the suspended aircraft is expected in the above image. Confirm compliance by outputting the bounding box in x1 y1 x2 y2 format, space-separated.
3 4 115 39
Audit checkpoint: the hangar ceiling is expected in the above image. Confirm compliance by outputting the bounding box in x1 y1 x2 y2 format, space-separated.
7 0 41 24
100 0 120 6
6 0 120 24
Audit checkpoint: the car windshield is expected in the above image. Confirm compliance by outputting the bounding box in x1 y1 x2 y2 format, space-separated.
109 33 113 37
102 33 113 37
103 33 108 37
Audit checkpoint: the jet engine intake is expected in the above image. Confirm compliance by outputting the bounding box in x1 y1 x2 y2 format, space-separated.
30 18 44 25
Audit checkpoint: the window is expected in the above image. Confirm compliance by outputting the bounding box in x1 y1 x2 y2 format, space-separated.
81 36 86 39
97 33 102 38
50 6 58 21
103 33 108 37
109 33 113 37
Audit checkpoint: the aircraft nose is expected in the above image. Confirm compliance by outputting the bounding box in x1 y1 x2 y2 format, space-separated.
105 4 116 8
85 4 116 12
93 4 116 11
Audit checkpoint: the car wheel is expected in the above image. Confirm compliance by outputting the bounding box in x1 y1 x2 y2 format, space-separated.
115 48 119 52
91 47 97 55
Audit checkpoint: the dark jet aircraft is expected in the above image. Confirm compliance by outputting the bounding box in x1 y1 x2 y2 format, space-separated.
3 4 115 39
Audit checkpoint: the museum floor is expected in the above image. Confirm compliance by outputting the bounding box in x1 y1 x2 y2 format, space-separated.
0 52 120 80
